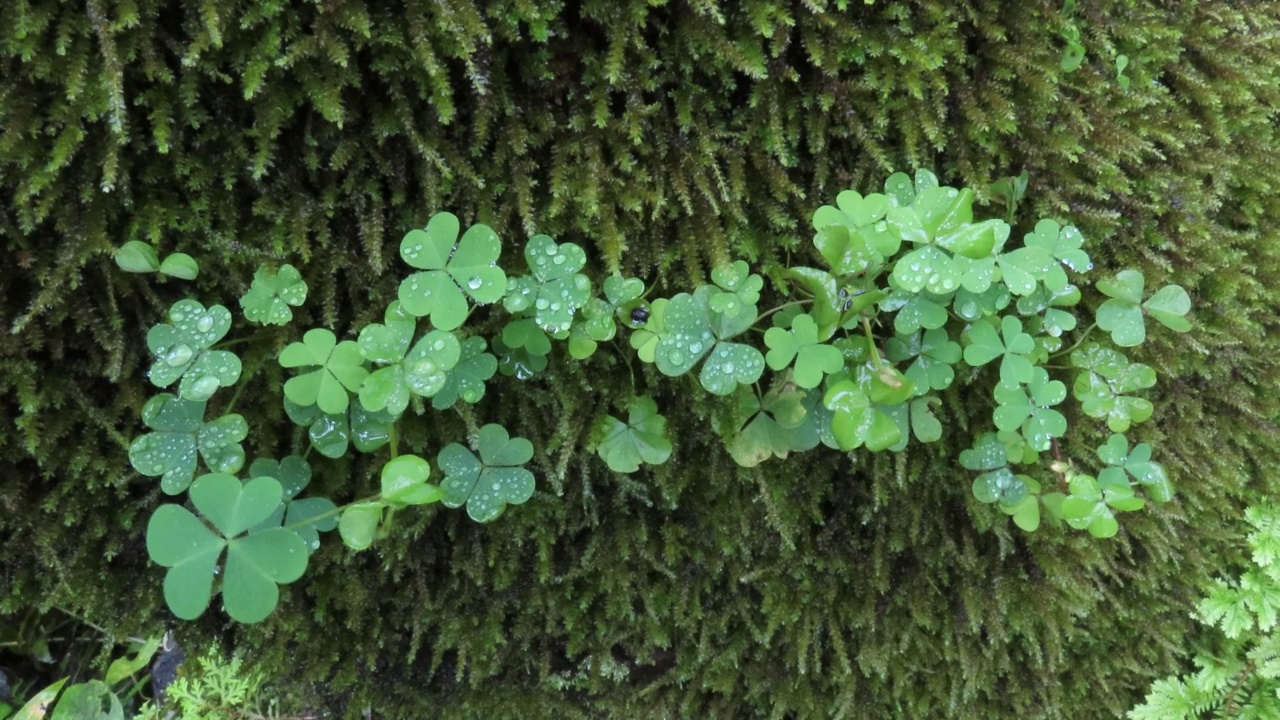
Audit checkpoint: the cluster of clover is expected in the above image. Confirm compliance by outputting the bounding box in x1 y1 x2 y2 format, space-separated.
119 169 1190 624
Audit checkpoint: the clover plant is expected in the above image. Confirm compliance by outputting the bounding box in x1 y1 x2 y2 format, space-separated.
126 169 1192 624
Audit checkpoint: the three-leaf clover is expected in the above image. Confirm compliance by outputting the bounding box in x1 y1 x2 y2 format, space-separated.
432 336 498 409
280 328 369 414
380 454 444 507
240 264 308 325
128 393 247 494
503 235 592 333
1071 343 1156 432
398 212 507 330
822 365 914 452
492 335 549 379
992 367 1067 451
247 456 337 553
283 398 395 459
357 319 461 415
709 261 764 319
1060 474 1144 538
655 288 764 395
725 386 823 467
960 433 1032 506
1016 284 1081 338
880 289 950 334
764 314 845 389
963 315 1037 385
884 328 962 393
1096 433 1172 503
146 473 308 623
438 424 536 522
1024 220 1091 277
1095 270 1192 346
146 300 241 401
811 190 898 274
594 396 674 473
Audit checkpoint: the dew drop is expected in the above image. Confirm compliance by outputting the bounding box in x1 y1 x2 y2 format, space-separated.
723 362 735 374
165 344 195 367
535 298 550 310
432 339 445 351
552 254 566 265
668 350 685 365
875 221 888 232
467 276 483 290
545 245 558 256
196 315 214 333
688 341 703 354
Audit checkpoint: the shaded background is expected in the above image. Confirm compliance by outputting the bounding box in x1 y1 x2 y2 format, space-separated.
3 0 1280 716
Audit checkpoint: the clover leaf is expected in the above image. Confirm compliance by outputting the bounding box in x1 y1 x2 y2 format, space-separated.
628 298 668 363
822 365 913 452
358 328 460 414
439 424 536 522
338 502 384 551
280 328 369 414
655 289 764 396
594 396 673 473
146 300 241 401
115 241 160 273
398 212 507 330
992 367 1067 451
879 395 945 450
811 191 898 274
1024 219 1091 274
1096 433 1172 503
502 235 592 333
247 457 337 553
147 473 308 623
710 261 764 318
890 246 964 295
283 398 394 458
724 386 824 467
884 328 961 393
1070 343 1156 432
996 245 1056 296
492 335 548 379
1016 284 1081 338
432 336 498 409
963 315 1037 385
240 264 307 325
961 433 1031 506
129 393 247 494
953 284 1011 321
763 314 845 389
1060 474 1143 538
380 454 443 507
157 252 200 280
1095 270 1192 346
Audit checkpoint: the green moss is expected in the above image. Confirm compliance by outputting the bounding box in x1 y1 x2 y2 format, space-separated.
3 1 1280 717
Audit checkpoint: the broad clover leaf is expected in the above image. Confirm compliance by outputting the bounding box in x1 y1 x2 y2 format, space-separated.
884 328 962 393
357 304 461 414
1070 343 1156 432
710 261 764 319
247 456 337 554
594 396 673 473
1060 473 1144 538
960 432 1036 522
280 328 369 415
996 221 1091 297
439 424 536 522
115 241 160 273
380 454 443 507
1016 284 1081 338
240 264 307 325
146 473 308 623
432 336 497 409
1097 433 1172 503
492 335 548 380
764 314 845 389
822 364 914 452
283 398 394 459
503 234 592 333
725 385 827 467
963 315 1037 386
1095 270 1192 347
628 298 668 364
338 502 384 551
811 190 898 275
398 212 507 330
953 284 1011 322
655 286 764 396
129 393 247 494
572 275 647 358
880 289 950 334
992 367 1067 451
146 300 241 402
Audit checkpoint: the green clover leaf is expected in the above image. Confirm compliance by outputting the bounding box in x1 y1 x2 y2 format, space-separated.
283 398 394 458
996 245 1056 296
880 290 950 335
158 252 200 280
822 368 910 452
937 219 1008 260
963 315 1037 385
972 467 1030 506
432 336 498 409
1024 219 1092 273
358 329 460 414
890 246 964 295
699 343 766 396
1016 284 1081 338
129 393 247 494
959 432 1012 472
146 300 241 401
398 212 507 330
115 241 160 273
280 328 369 414
594 396 673 473
492 335 549 379
1096 433 1172 502
655 290 763 395
961 433 1034 506
953 284 1011 321
338 502 384 551
884 328 962 393
628 298 668 363
763 314 845 389
992 367 1067 451
811 191 898 273
1070 343 1156 432
240 264 308 325
879 395 945 450
503 234 593 333
725 386 822 467
1095 270 1193 346
1060 474 1142 538
247 457 337 553
380 454 443 507
1001 491 1042 532
710 261 764 319
439 424 536 522
147 473 308 623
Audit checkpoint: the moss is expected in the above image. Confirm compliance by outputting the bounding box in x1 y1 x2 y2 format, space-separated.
3 1 1280 717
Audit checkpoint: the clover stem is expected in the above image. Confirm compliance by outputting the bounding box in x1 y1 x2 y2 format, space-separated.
755 299 812 326
211 331 277 350
862 316 884 369
276 492 383 533
389 422 400 460
222 378 249 415
1048 322 1097 360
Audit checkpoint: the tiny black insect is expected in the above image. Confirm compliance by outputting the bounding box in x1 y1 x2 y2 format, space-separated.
630 306 651 324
